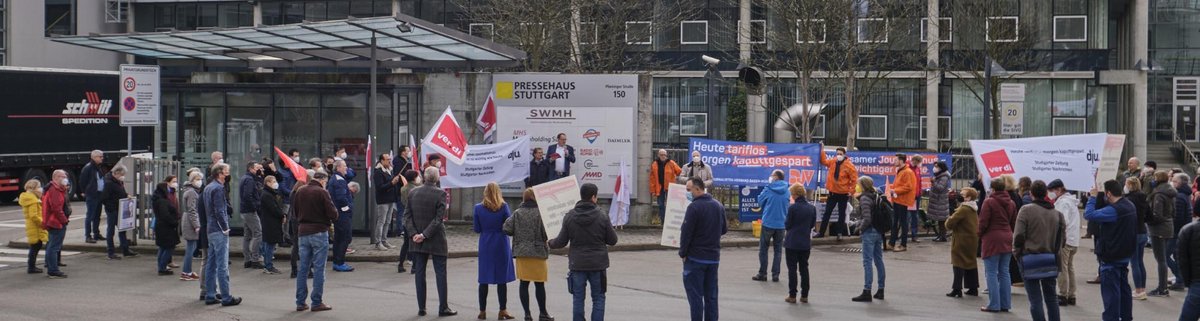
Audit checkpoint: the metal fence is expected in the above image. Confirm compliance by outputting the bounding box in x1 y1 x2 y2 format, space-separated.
117 157 181 244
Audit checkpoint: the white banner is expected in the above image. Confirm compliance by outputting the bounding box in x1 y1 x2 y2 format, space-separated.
1097 134 1127 186
970 133 1108 191
431 136 531 189
660 183 691 248
493 74 639 198
119 64 160 126
532 175 581 238
118 198 137 232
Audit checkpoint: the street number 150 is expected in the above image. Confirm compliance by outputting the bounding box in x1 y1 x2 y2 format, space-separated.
613 90 626 98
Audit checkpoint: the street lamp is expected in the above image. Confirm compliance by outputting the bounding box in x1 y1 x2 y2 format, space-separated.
702 55 722 138
981 57 1007 140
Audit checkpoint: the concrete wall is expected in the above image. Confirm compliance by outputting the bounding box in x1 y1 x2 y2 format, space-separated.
8 0 124 70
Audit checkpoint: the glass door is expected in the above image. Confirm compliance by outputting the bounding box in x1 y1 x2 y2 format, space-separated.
1177 78 1200 142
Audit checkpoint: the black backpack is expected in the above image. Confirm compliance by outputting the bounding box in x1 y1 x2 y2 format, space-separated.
871 194 893 234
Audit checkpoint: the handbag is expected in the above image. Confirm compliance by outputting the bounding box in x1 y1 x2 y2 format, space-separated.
1020 252 1059 280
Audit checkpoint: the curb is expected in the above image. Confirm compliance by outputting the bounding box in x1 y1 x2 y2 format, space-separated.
7 236 863 263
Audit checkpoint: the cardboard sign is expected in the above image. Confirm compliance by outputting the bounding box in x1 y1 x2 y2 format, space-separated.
660 183 691 248
532 175 581 238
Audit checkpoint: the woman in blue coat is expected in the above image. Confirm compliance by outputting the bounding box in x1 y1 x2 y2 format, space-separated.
475 182 517 320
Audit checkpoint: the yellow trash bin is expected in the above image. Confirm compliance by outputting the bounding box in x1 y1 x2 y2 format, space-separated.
752 219 762 238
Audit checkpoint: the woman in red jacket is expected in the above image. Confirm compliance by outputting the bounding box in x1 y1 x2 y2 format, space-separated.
979 179 1017 313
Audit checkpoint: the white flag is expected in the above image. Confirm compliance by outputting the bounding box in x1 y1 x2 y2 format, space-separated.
609 159 631 227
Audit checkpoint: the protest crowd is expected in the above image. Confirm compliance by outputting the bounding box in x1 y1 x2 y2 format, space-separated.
17 134 1200 321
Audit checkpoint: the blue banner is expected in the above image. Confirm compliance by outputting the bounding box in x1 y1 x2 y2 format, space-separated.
688 138 823 189
737 185 764 222
812 151 953 192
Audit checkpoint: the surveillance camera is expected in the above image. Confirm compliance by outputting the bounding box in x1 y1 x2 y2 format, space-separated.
701 55 720 65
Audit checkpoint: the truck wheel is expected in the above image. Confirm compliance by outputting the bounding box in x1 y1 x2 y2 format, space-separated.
66 170 79 201
22 169 48 190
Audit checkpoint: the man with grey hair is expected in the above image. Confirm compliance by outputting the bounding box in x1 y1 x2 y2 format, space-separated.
102 165 136 259
43 169 72 278
79 149 106 243
240 161 265 269
211 151 224 169
203 163 242 306
328 159 356 272
405 167 456 317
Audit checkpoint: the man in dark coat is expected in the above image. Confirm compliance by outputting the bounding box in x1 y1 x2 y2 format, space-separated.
78 150 106 243
102 165 136 260
328 159 356 272
546 133 576 179
405 167 456 317
372 153 402 250
525 147 553 188
679 178 728 320
1085 180 1138 321
549 183 619 321
239 161 265 269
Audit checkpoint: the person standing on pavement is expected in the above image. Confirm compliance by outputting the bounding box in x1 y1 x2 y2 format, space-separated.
293 170 336 312
548 183 618 321
79 150 106 244
203 163 242 306
783 183 815 304
102 165 136 260
239 161 266 270
680 151 714 187
1047 179 1081 306
328 159 356 272
1171 174 1193 293
527 147 555 188
1085 179 1137 321
649 149 683 225
372 153 402 251
1013 180 1065 321
1177 206 1200 321
397 169 420 274
817 145 856 239
852 176 886 302
546 133 576 179
277 158 296 247
180 171 204 281
474 182 517 320
753 170 789 282
679 177 727 319
42 170 71 279
406 167 457 317
392 146 412 240
1124 177 1152 300
927 161 952 242
503 188 555 321
887 154 917 252
153 181 180 276
259 175 285 275
1141 161 1159 194
1149 171 1178 298
945 187 980 298
979 179 1016 313
20 179 47 275
906 155 924 244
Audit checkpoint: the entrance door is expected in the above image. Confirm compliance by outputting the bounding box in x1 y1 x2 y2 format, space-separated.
1177 78 1200 142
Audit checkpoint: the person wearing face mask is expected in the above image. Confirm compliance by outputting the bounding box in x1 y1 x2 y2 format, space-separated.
398 169 421 273
678 177 728 318
887 154 917 252
102 165 136 260
650 149 682 225
153 181 181 276
43 170 72 279
681 151 714 189
203 163 243 307
181 172 204 281
239 161 266 270
334 147 349 162
1047 179 1080 306
1172 174 1193 293
1121 177 1152 300
20 179 47 275
753 170 790 282
259 175 286 275
527 147 555 189
817 145 858 239
926 161 952 242
1147 171 1178 298
328 159 356 272
1084 180 1138 321
1141 161 1159 194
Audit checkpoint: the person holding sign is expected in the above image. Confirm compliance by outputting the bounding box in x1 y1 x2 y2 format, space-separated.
548 183 618 321
887 155 917 252
753 170 789 282
102 165 136 260
679 177 727 320
817 145 857 239
650 149 682 225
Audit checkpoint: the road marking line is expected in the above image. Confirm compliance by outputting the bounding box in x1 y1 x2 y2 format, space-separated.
0 249 80 256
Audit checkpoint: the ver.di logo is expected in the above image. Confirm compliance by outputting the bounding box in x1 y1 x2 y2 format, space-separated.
583 129 600 144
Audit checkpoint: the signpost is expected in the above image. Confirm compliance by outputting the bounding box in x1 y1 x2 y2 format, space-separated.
999 83 1025 136
119 64 159 156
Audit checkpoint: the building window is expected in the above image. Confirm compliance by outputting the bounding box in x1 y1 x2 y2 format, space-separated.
796 115 826 139
45 0 76 36
858 115 887 140
739 20 766 44
469 23 494 40
919 116 951 141
625 21 653 45
578 22 598 45
679 113 708 136
857 18 888 43
1053 16 1087 42
987 16 1019 42
1052 118 1086 135
680 20 708 45
920 18 952 43
796 19 826 44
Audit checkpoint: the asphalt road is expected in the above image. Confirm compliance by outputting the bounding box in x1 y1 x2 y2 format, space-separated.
0 203 1188 320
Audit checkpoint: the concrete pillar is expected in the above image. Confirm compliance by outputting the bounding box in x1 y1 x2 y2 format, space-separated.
253 1 263 26
738 0 751 62
747 94 766 142
924 0 940 151
1132 0 1148 160
634 74 655 224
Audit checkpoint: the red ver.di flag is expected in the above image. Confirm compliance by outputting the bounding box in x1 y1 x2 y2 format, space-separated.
477 91 497 144
423 106 469 165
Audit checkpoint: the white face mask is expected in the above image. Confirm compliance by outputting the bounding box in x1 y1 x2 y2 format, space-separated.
61 178 70 186
36 187 44 194
217 159 225 164
692 156 701 164
338 152 348 159
169 183 178 189
1124 187 1131 194
1048 192 1058 200
193 180 203 188
836 155 845 162
292 157 301 163
269 183 279 190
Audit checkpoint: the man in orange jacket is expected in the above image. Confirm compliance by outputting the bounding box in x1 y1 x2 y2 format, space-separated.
887 154 917 252
650 149 683 224
817 145 858 238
